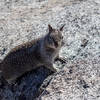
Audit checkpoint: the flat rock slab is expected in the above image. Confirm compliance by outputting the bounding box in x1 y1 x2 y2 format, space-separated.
0 0 100 100
39 58 100 100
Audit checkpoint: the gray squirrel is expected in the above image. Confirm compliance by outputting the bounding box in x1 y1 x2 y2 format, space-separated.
0 24 65 84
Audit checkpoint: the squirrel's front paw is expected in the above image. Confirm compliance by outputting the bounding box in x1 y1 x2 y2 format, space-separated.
55 57 66 64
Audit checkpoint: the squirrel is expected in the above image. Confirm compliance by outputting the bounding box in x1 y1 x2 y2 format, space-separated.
0 24 65 84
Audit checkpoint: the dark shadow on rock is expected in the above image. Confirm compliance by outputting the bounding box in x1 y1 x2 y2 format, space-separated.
14 66 53 100
0 66 54 100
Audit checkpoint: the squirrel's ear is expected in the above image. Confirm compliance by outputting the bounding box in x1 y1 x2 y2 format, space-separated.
60 24 65 31
48 24 53 32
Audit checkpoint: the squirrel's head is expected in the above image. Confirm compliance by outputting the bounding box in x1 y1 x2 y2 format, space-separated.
44 24 65 50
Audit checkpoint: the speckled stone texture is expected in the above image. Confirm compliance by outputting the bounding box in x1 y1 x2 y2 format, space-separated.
0 0 100 100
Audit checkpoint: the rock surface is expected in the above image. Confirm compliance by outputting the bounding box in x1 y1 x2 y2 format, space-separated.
39 58 100 100
0 0 100 100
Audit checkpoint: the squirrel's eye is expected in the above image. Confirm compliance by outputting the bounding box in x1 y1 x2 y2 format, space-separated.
49 36 52 41
61 35 63 39
48 36 53 43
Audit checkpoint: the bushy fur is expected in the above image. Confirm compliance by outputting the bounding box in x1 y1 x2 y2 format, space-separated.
0 24 65 83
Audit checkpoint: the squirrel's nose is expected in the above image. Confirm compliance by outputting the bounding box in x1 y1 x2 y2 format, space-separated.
61 41 65 46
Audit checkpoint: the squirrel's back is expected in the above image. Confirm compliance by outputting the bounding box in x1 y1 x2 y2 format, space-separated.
0 37 43 82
